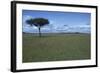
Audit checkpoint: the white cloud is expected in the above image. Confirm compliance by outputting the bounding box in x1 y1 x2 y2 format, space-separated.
23 15 33 24
23 22 91 33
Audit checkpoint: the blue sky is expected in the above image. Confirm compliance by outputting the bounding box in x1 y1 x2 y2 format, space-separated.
22 10 91 33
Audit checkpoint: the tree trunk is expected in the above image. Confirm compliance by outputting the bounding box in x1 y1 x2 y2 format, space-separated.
38 27 41 37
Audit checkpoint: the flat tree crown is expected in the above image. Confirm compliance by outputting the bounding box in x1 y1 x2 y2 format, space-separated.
26 18 49 27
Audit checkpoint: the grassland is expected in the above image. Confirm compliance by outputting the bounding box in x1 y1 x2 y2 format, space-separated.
22 33 91 63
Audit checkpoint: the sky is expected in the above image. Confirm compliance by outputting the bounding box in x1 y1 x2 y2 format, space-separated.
22 10 91 33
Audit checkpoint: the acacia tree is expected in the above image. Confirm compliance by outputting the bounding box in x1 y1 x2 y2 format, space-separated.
26 18 49 37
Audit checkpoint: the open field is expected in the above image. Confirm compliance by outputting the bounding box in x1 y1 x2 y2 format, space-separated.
22 33 91 63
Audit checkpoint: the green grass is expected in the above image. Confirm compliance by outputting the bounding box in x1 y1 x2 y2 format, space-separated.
23 33 91 63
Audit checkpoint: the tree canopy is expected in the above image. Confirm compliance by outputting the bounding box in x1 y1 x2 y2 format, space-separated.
26 18 49 27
